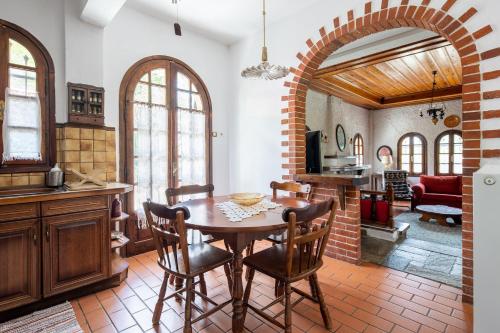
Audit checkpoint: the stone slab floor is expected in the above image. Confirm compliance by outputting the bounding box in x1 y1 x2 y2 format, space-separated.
71 241 472 333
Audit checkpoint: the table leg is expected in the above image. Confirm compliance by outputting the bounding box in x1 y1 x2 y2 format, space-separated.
231 248 245 333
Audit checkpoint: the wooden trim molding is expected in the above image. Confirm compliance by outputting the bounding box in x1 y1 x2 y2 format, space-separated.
397 132 428 176
434 129 463 175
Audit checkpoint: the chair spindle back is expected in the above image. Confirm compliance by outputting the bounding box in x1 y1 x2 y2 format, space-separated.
143 200 192 274
166 184 214 206
282 198 338 277
270 181 312 200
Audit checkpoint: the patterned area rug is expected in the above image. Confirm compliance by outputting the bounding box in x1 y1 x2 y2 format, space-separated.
0 302 82 333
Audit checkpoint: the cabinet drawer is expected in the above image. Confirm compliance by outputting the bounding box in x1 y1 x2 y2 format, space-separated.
41 196 108 216
0 203 39 223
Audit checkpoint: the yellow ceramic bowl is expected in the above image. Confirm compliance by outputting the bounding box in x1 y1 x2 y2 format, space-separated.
229 193 265 206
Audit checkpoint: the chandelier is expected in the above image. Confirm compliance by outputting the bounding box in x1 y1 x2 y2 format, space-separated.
241 0 290 80
420 70 446 125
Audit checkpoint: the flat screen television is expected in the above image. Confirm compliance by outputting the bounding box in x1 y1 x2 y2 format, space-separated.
306 130 322 174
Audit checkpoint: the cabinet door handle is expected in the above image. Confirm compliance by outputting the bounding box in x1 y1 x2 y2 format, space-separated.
45 226 50 241
33 232 37 244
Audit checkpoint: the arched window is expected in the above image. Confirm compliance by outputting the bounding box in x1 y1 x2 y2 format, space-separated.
353 133 364 165
0 20 55 172
435 130 462 175
398 133 427 176
120 56 212 211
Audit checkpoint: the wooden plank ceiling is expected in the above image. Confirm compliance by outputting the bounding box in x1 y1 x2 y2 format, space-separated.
311 36 462 109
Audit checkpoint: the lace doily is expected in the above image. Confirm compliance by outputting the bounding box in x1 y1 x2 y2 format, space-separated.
215 200 282 222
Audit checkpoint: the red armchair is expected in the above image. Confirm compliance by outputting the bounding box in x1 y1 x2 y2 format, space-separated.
411 175 462 210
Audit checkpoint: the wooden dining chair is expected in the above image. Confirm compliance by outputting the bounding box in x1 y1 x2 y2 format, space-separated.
242 198 338 332
143 200 233 332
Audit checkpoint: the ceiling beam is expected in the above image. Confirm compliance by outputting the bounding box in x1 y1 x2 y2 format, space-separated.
380 85 462 107
80 0 127 28
314 36 450 78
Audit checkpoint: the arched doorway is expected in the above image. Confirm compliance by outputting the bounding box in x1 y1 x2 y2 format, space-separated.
282 0 498 303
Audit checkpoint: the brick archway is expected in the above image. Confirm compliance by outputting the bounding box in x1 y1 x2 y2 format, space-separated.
282 0 500 303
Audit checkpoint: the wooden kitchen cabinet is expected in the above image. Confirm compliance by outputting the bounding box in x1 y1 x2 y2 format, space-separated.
42 210 110 297
0 219 40 311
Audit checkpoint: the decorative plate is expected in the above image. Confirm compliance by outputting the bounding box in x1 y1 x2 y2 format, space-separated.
376 145 393 161
444 115 461 128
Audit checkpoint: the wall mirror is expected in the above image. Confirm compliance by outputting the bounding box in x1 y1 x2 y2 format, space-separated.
336 124 346 151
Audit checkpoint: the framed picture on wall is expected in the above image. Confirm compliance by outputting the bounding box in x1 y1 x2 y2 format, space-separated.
336 124 346 151
376 145 393 161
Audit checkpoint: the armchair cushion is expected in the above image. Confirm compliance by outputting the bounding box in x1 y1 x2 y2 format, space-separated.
412 183 426 199
420 175 462 195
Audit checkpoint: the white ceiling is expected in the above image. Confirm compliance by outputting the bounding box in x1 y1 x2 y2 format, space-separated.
126 0 324 44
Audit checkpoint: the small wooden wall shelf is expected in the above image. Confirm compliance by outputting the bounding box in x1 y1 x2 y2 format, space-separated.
68 82 105 126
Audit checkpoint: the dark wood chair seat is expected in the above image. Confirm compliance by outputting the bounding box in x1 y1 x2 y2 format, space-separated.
243 244 322 282
158 242 232 277
266 232 287 244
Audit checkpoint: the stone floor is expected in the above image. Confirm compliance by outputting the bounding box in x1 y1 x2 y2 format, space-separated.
71 241 472 333
361 204 462 288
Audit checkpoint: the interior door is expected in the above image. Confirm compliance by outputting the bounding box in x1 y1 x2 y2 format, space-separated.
0 219 40 311
42 210 109 296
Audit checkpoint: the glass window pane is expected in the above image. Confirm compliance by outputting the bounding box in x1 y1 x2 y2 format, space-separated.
414 155 422 164
454 164 463 174
177 72 190 90
453 154 463 164
9 39 36 67
439 154 449 163
134 83 149 103
402 146 410 154
440 144 449 154
440 164 449 174
140 73 149 82
413 136 422 145
454 134 462 144
454 143 463 154
402 155 410 164
151 68 166 85
191 83 198 92
440 135 450 144
414 145 422 154
401 163 410 172
9 68 36 95
7 128 40 159
177 91 190 108
403 137 410 145
191 93 203 111
414 164 422 173
151 85 166 105
6 95 40 128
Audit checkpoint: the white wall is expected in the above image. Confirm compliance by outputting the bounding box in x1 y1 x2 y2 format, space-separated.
103 6 231 193
372 100 462 179
306 90 372 167
228 0 500 193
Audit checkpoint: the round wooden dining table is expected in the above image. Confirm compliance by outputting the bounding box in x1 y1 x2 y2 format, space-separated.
181 196 309 333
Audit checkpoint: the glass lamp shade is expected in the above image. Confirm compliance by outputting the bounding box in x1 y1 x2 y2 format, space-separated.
241 61 290 80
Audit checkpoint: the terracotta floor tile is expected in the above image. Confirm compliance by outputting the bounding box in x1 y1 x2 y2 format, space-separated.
108 309 136 331
84 308 112 332
402 309 446 332
352 308 394 332
377 308 420 332
66 244 473 333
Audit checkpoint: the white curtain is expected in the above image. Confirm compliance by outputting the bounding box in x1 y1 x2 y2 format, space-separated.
2 88 42 161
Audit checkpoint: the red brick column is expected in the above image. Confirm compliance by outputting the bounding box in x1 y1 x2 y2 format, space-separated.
282 0 500 303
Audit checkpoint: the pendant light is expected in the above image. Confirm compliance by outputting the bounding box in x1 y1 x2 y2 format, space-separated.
241 0 290 80
420 70 446 125
172 0 182 36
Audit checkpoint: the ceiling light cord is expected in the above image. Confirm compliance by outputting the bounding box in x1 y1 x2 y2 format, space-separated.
261 0 268 62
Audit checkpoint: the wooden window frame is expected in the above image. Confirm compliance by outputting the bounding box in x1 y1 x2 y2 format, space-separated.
435 130 463 176
119 56 213 215
0 20 55 174
397 132 427 177
353 133 364 166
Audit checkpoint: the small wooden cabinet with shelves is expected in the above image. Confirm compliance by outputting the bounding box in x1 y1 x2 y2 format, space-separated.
68 82 105 126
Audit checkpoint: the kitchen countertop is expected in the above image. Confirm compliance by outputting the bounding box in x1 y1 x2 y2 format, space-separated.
293 173 369 187
0 182 133 205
